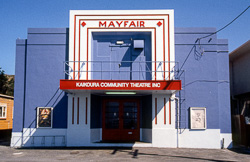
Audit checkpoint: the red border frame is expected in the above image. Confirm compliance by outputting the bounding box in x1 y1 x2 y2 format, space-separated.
155 98 157 125
164 98 166 125
72 97 74 124
169 98 171 125
77 97 79 124
72 14 171 80
85 97 88 125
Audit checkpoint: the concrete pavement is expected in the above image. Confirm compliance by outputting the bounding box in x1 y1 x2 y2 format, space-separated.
0 145 249 162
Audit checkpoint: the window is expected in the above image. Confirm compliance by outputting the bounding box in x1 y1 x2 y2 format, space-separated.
37 107 53 128
0 106 7 119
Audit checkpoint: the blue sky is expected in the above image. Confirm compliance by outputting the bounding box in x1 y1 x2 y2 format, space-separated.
0 0 249 75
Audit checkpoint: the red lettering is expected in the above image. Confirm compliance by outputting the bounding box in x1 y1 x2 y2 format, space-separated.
99 20 145 28
140 21 145 27
108 21 115 27
116 21 123 27
99 21 106 27
124 21 128 27
129 21 136 27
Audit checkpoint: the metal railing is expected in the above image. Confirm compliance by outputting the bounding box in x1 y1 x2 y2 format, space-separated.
64 61 180 80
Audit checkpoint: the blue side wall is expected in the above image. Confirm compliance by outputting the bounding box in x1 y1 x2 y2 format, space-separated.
13 28 68 132
175 28 231 133
13 39 27 132
13 27 231 134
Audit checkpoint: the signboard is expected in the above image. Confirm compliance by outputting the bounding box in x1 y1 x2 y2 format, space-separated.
37 107 52 128
190 107 206 129
60 80 181 91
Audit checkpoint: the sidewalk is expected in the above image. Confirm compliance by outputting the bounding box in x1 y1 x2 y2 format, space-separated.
0 145 249 162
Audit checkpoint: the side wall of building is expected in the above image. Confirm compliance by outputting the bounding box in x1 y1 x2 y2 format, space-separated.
175 28 231 148
12 28 69 147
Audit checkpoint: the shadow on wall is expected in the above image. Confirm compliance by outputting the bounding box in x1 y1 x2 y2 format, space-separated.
12 88 67 147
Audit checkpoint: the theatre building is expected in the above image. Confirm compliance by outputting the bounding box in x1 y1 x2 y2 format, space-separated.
11 10 232 148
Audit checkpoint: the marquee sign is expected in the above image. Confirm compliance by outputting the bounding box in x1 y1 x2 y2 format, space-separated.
60 80 181 91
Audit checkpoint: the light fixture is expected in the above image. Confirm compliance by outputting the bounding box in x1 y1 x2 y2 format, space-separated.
116 40 124 45
105 91 136 95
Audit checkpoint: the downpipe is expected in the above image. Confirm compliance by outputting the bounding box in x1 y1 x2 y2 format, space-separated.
171 96 180 148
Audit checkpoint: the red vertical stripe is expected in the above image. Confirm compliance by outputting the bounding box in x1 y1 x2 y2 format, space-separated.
154 29 157 81
77 97 79 124
85 97 88 124
169 98 171 125
163 19 165 80
73 16 76 80
168 15 171 80
164 98 166 125
72 97 74 124
78 20 81 80
86 29 89 80
155 98 157 124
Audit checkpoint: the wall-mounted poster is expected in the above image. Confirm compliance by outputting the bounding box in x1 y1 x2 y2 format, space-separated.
190 107 206 129
37 107 53 128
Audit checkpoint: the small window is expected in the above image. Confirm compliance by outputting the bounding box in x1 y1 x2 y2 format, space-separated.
0 106 7 119
37 107 53 128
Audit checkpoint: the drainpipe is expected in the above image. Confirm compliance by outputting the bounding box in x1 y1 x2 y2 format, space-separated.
175 97 180 148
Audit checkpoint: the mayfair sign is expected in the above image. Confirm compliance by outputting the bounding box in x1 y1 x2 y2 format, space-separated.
99 21 145 28
60 80 181 91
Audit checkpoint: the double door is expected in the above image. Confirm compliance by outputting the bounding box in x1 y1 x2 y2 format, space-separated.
102 99 140 142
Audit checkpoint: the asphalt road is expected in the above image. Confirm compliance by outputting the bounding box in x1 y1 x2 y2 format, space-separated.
0 144 250 162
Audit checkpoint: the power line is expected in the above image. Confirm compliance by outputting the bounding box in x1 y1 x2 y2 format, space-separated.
198 5 249 40
179 6 250 71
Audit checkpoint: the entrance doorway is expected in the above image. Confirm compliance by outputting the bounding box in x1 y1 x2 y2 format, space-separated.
102 99 140 142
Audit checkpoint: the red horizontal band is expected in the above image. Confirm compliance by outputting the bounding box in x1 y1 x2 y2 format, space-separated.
60 80 181 91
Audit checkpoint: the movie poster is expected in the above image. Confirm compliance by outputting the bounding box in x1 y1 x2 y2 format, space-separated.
38 107 52 128
190 107 206 129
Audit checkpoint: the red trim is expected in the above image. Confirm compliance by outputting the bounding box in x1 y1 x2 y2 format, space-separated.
168 15 170 80
60 80 181 91
86 27 156 81
77 97 79 124
78 20 81 80
163 19 165 80
86 28 89 80
72 97 74 124
85 97 88 125
169 98 171 125
154 28 156 80
75 14 170 16
164 98 166 125
155 98 157 124
73 16 170 81
80 18 164 21
73 15 76 80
